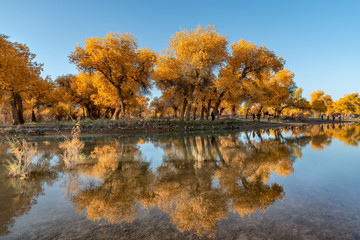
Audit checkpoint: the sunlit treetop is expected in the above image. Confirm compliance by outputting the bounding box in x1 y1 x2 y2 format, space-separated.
69 32 155 116
169 25 228 71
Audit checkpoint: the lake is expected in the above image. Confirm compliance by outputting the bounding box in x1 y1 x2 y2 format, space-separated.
1 123 360 239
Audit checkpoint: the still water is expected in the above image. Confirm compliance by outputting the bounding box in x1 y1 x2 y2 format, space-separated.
0 124 360 239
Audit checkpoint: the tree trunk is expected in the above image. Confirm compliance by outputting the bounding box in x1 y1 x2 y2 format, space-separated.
200 98 205 120
87 104 98 119
276 108 281 118
231 105 236 118
214 91 225 117
10 91 25 125
31 109 37 122
103 108 110 119
120 100 125 117
36 106 42 122
278 105 288 117
192 107 197 120
206 100 212 120
126 105 130 117
201 105 205 120
109 108 115 118
173 107 178 119
218 108 225 119
85 105 91 118
115 87 126 117
185 86 195 121
185 102 192 121
180 98 188 120
245 107 250 118
67 107 72 121
111 106 121 120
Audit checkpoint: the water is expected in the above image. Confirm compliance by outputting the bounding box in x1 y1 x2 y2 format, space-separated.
0 123 359 239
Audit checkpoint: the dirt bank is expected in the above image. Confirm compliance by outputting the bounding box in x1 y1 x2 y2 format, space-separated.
0 118 355 137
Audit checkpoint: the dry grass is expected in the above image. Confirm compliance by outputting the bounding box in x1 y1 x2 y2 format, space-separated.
7 139 38 178
59 123 85 169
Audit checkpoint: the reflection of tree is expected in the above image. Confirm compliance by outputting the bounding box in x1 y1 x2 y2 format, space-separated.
70 140 155 224
327 124 360 147
230 177 283 217
67 132 307 237
214 131 295 217
79 141 122 179
65 124 360 237
0 140 58 236
154 154 227 237
289 124 360 149
71 161 155 223
218 130 303 181
152 132 304 237
0 170 56 236
310 134 331 151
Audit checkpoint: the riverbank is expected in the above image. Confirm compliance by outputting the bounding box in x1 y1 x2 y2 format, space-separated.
0 117 356 137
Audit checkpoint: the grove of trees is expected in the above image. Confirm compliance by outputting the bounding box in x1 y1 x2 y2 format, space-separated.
1 27 359 124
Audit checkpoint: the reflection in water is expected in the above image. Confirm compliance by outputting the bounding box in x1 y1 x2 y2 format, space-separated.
0 171 56 236
0 123 359 237
66 123 360 237
0 140 59 236
69 139 156 224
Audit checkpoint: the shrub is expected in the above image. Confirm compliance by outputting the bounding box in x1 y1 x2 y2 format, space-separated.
59 123 85 169
7 139 38 178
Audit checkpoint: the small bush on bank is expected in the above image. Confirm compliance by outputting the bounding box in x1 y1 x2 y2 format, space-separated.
59 123 85 169
7 139 38 178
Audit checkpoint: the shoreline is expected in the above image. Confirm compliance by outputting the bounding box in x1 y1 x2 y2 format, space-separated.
0 118 356 138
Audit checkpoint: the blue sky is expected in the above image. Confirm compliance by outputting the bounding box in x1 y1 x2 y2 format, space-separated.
1 0 359 100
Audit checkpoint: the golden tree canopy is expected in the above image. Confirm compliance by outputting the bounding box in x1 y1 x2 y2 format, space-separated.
69 32 155 116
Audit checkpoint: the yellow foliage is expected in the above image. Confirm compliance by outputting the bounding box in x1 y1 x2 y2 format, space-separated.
0 35 43 124
333 93 360 114
153 25 228 120
7 139 38 178
70 32 155 117
59 124 85 169
83 145 120 179
310 90 333 114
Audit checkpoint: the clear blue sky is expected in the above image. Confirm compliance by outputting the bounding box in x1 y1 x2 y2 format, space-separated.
1 0 359 100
